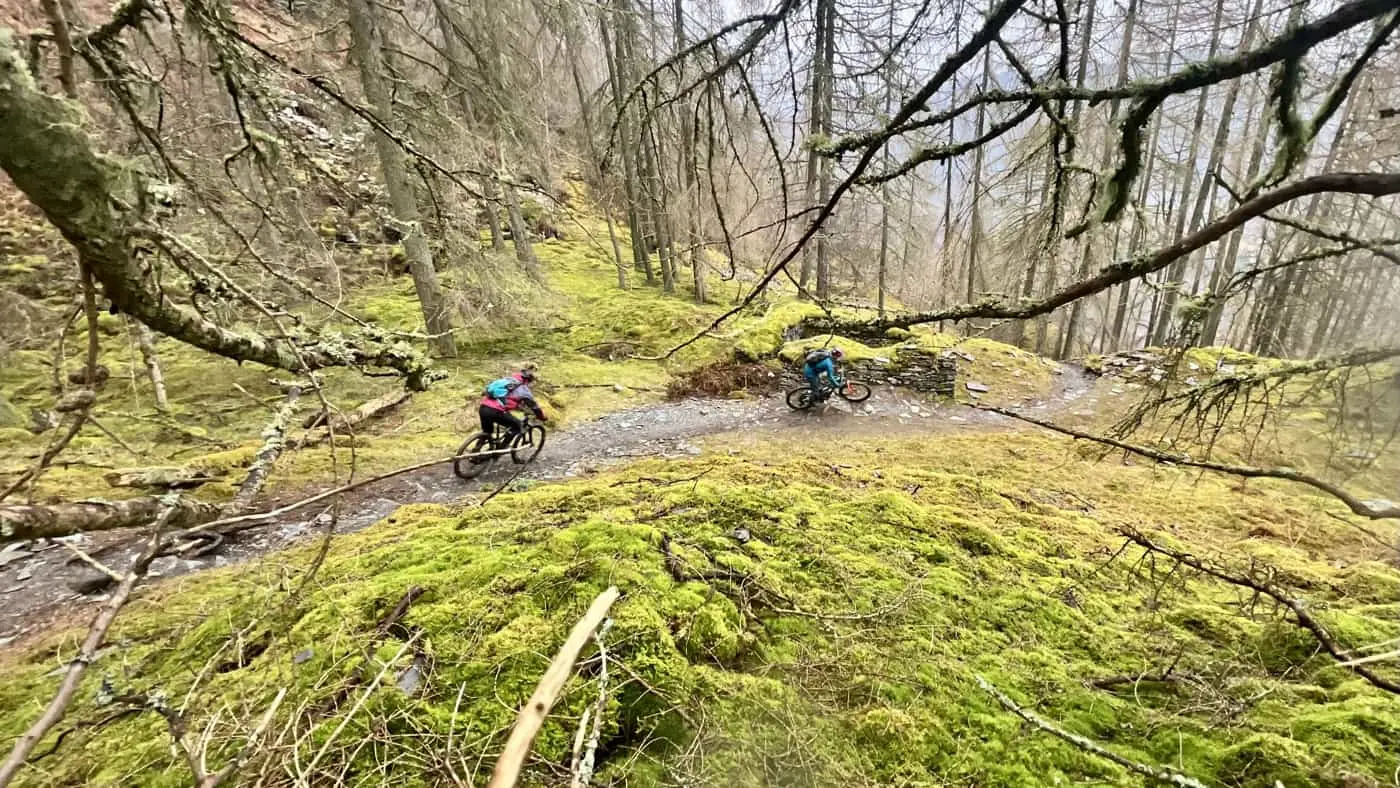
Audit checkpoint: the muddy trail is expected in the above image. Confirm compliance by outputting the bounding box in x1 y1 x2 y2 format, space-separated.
0 368 1097 644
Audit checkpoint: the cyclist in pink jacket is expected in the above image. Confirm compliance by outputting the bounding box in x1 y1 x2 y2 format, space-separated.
479 367 547 446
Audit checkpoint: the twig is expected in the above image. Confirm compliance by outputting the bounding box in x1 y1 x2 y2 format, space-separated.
487 587 621 788
200 687 288 788
1120 527 1400 695
304 633 420 780
976 675 1208 788
978 405 1400 521
50 537 124 583
0 502 173 787
86 416 141 457
572 619 612 788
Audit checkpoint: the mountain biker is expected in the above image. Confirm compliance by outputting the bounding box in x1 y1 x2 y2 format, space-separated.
479 367 547 447
802 347 845 401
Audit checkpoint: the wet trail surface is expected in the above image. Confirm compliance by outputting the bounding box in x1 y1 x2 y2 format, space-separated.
0 368 1097 644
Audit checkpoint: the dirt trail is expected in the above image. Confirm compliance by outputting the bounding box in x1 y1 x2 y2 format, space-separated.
0 368 1097 643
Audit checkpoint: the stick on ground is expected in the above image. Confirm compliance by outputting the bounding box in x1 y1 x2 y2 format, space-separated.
488 587 621 788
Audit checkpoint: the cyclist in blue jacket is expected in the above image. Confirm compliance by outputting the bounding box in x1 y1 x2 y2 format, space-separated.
802 347 845 401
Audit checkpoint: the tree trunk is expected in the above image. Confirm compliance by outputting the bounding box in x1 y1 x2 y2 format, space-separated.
674 0 706 303
1149 0 1228 346
563 15 627 288
598 3 653 282
965 46 992 311
346 0 455 357
1060 0 1139 359
1201 80 1273 346
129 321 169 412
812 0 836 300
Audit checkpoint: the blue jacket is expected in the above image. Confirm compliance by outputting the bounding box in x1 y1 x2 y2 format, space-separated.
803 356 839 386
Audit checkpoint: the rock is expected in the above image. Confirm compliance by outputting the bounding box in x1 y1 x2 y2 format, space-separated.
1012 370 1023 378
15 566 33 582
1185 376 1199 386
965 381 990 393
28 408 58 434
294 648 315 665
0 550 29 569
70 571 115 595
991 362 1005 368
1188 362 1200 371
730 527 751 544
396 662 423 694
54 388 95 413
67 365 110 388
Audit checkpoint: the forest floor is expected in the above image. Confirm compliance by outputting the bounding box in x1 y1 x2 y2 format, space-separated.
0 367 1097 644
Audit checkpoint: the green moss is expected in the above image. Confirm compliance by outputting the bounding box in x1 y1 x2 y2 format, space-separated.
3 432 1396 786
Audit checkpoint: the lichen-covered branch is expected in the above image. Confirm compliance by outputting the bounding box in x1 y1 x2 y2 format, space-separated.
0 30 436 390
1120 528 1400 695
229 385 302 515
979 405 1400 520
804 172 1400 335
976 675 1209 788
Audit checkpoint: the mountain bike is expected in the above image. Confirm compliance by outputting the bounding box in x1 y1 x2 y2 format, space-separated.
453 412 547 480
785 378 873 410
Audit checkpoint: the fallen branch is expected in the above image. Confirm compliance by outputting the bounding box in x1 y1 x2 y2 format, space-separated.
229 385 302 514
977 405 1400 520
487 586 621 788
570 619 613 788
976 675 1208 788
178 454 456 538
0 505 172 787
289 390 411 450
1119 527 1400 695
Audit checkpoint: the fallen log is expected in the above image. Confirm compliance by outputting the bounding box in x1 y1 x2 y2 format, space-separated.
0 497 222 543
104 467 224 491
289 390 411 450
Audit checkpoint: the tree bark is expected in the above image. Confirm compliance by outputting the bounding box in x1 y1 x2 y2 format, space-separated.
812 0 836 300
0 496 222 543
346 0 455 357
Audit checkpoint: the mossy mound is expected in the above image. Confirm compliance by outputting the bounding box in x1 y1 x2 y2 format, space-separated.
3 432 1396 786
777 330 1060 403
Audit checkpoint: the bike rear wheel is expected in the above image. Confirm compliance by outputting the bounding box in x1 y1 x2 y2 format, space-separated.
838 381 873 403
511 424 547 464
785 386 815 410
453 433 494 480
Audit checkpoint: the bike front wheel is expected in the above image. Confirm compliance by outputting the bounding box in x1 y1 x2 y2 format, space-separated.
785 386 815 410
453 433 494 480
511 424 547 464
837 381 873 403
